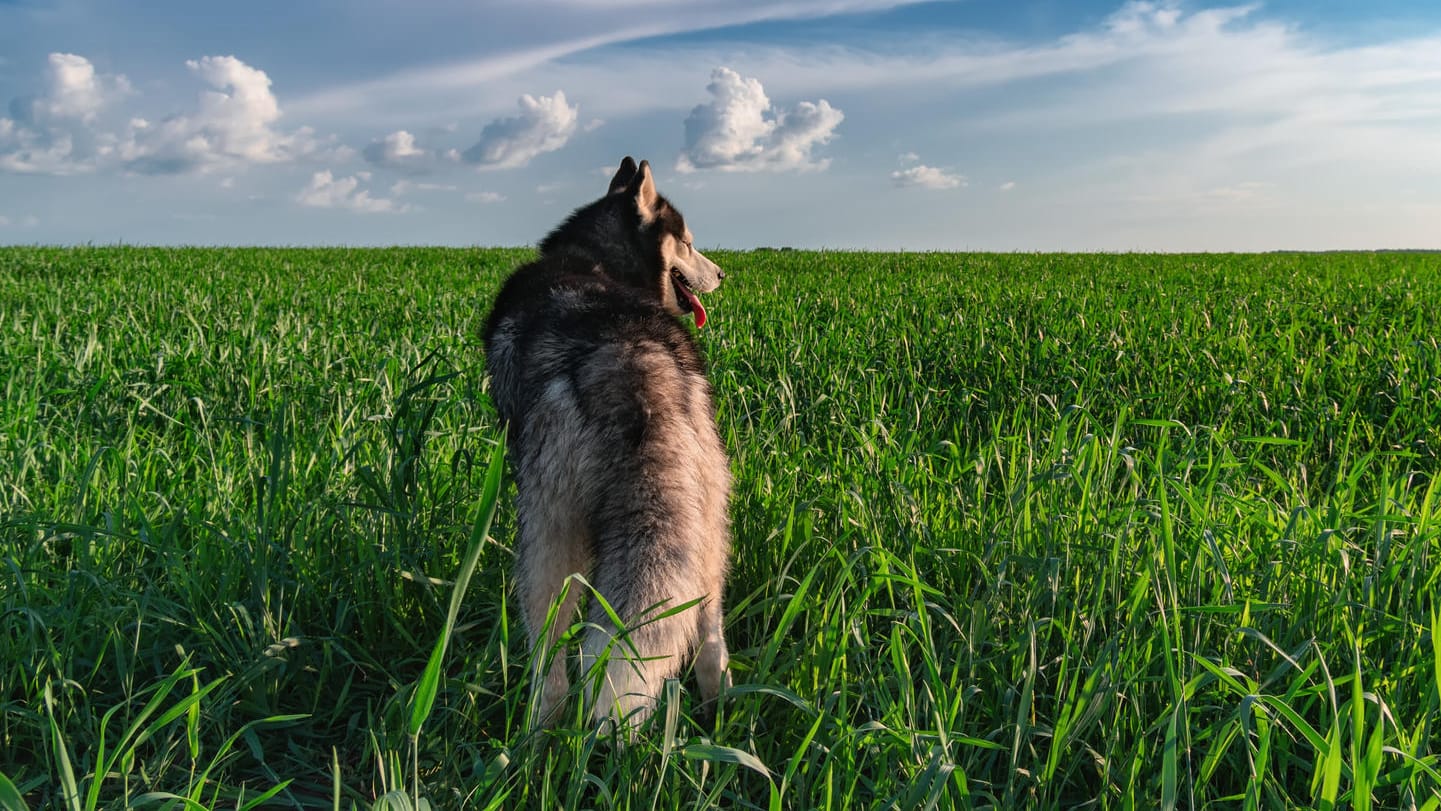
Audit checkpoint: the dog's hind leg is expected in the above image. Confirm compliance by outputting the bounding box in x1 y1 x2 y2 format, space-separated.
515 500 591 729
581 548 702 733
693 594 731 706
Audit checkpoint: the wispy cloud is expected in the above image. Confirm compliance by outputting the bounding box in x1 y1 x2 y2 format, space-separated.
1203 181 1273 202
283 0 933 118
891 163 965 190
5 1 1440 249
515 1 1440 224
390 179 459 195
677 67 842 173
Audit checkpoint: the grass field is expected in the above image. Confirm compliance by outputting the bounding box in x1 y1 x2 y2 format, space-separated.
2 246 1439 809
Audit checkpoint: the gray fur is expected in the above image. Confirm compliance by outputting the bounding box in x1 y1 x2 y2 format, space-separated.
483 156 731 732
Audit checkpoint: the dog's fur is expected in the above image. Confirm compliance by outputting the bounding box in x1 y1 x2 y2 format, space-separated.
483 157 731 731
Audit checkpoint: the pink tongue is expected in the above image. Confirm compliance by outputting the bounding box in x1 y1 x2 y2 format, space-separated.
682 286 707 328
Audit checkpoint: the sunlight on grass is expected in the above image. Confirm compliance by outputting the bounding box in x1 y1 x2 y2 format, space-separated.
1 247 1439 808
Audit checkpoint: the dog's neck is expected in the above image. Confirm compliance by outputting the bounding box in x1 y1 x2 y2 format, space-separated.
540 231 644 282
537 201 652 283
542 241 606 266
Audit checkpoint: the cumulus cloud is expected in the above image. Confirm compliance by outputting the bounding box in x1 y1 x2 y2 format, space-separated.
461 91 578 169
2 52 344 176
12 53 133 125
119 55 345 174
296 171 406 213
465 191 506 204
361 128 457 173
677 67 843 173
0 53 131 174
365 129 423 161
0 128 88 175
891 161 966 190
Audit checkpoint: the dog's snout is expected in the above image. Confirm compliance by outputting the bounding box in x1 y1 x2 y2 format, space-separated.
717 269 726 280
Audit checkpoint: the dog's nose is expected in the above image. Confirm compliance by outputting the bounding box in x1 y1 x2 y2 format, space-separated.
717 269 726 280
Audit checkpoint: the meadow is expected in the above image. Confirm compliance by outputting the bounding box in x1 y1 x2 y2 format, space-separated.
1 246 1438 810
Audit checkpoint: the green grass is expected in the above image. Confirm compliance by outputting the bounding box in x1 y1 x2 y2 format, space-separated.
2 246 1439 809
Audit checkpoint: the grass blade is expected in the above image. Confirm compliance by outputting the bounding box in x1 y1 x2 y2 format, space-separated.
0 772 30 811
409 435 507 737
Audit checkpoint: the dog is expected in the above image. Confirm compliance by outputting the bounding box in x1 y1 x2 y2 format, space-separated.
483 156 732 732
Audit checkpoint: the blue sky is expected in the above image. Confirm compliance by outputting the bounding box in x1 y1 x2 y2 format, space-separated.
2 0 1439 249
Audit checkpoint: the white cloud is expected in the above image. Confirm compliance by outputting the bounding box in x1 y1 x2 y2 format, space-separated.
0 53 131 174
362 129 446 173
119 55 345 174
891 163 966 190
6 2 1441 250
366 129 423 158
0 129 87 175
21 53 133 125
677 67 843 173
390 179 459 195
1104 0 1184 37
461 91 578 169
283 1 932 119
465 191 506 204
296 170 406 213
2 52 345 176
519 2 1438 234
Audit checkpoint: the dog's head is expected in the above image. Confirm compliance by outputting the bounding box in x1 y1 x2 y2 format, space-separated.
607 156 724 328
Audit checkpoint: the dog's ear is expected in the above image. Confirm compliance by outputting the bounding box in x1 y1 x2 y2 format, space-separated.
608 156 639 195
628 160 659 221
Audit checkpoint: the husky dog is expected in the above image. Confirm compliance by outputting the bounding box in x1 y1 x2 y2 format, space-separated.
483 157 731 731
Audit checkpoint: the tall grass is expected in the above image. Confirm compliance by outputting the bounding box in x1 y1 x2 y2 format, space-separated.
2 247 1438 808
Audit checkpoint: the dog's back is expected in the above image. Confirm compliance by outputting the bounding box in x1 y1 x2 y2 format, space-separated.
483 157 731 731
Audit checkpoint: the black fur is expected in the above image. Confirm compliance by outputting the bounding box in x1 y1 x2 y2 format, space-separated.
484 167 705 438
480 157 732 731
